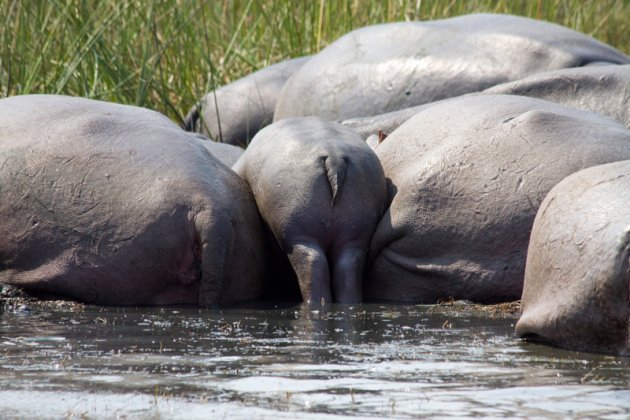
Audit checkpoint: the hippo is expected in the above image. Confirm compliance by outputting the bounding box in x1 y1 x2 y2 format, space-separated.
184 56 310 147
0 95 268 307
484 64 630 129
233 117 387 304
365 94 630 304
516 160 630 356
191 133 244 167
274 14 629 122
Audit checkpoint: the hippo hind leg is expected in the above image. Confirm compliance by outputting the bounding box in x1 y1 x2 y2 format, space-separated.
331 243 364 304
286 241 332 305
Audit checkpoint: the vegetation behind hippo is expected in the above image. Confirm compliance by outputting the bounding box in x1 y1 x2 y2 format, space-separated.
1 1 628 124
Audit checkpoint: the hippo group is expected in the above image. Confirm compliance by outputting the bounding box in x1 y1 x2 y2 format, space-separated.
1 14 629 356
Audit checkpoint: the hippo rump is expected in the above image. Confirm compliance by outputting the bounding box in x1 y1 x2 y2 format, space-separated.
233 117 387 304
516 161 630 356
274 13 629 122
0 95 268 306
484 64 630 129
184 56 310 147
365 94 630 304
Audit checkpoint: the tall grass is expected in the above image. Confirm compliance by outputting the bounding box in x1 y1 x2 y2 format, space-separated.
1 0 628 124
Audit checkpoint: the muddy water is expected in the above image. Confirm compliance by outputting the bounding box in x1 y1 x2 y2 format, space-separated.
0 299 628 419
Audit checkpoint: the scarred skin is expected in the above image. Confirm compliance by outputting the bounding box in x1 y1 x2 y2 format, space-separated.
233 117 387 304
184 56 310 147
516 161 630 356
275 14 629 122
366 94 630 304
0 95 268 307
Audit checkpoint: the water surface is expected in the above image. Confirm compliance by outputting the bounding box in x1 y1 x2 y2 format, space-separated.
0 299 628 418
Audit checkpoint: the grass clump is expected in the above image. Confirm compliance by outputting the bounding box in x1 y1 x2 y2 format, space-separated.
1 0 628 124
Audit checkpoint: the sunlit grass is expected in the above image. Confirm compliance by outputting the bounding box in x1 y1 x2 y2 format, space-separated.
1 0 628 124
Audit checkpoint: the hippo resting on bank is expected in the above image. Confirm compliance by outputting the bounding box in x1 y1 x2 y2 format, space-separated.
484 64 630 129
184 56 310 147
275 13 629 122
365 94 630 304
344 64 630 140
0 95 268 306
516 161 630 356
233 118 387 304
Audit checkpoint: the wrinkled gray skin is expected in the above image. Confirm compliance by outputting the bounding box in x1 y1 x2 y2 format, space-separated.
484 64 630 129
342 101 437 140
184 56 310 147
233 118 387 304
0 95 268 307
366 94 630 304
344 65 630 140
190 133 244 167
516 161 630 356
275 13 629 122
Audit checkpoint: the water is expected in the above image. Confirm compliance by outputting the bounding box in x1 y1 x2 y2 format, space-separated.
0 298 628 418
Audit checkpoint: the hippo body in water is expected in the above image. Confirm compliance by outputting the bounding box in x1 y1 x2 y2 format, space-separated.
233 117 387 304
0 95 268 306
184 56 310 147
516 160 630 356
275 13 629 122
366 94 630 304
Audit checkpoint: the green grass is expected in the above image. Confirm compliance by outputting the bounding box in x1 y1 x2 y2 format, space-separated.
1 0 629 125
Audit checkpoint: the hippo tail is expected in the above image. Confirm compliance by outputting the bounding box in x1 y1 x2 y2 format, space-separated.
323 155 348 206
182 104 200 132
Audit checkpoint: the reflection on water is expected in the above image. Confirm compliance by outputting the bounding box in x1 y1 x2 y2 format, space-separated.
0 299 628 418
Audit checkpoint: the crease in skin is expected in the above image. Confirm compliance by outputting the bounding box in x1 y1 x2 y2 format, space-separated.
379 247 485 278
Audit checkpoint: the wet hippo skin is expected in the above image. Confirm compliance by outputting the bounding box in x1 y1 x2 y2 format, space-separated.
516 160 630 356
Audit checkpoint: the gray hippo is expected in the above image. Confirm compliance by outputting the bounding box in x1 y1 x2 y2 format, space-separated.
184 56 310 147
275 13 629 122
233 117 387 304
191 133 244 167
0 95 268 306
484 64 630 129
344 65 630 140
366 94 630 304
516 160 630 356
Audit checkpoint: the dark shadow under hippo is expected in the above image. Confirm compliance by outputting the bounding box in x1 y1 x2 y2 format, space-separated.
0 95 268 307
366 94 630 304
275 13 629 122
233 118 387 304
516 160 630 356
184 56 310 147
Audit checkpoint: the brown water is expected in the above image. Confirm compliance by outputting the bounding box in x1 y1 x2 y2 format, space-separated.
0 299 628 418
